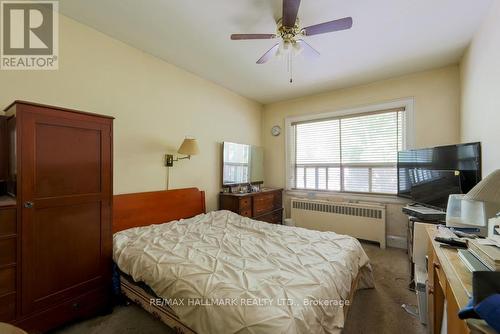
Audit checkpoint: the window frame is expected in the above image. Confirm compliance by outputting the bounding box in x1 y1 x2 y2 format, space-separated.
285 98 415 195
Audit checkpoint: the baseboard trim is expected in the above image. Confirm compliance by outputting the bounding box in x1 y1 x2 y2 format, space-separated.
387 235 407 249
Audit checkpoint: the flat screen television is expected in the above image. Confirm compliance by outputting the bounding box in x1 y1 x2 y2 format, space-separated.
397 142 481 210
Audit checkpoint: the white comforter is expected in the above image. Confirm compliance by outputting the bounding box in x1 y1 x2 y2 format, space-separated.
114 210 374 334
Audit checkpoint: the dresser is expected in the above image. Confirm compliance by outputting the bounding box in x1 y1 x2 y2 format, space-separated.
219 188 283 224
0 101 113 333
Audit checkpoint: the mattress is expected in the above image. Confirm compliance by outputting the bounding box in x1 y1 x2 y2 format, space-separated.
119 273 196 333
113 210 374 334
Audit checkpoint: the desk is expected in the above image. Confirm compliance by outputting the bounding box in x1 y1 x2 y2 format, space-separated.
426 227 496 334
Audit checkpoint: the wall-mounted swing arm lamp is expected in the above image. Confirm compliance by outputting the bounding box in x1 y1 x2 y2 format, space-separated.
164 138 200 167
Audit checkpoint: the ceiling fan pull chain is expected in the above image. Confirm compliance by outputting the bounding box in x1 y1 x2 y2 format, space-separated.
289 53 294 83
285 52 290 74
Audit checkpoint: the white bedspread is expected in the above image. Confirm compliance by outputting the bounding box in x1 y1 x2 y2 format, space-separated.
114 210 374 334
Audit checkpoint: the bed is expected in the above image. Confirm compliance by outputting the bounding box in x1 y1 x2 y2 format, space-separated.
113 188 374 334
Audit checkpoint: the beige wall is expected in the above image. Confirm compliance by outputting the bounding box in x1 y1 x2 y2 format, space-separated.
262 66 461 241
460 1 500 176
0 15 262 211
0 13 466 245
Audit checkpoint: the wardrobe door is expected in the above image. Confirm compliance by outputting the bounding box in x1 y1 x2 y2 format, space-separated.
0 116 6 182
19 107 112 315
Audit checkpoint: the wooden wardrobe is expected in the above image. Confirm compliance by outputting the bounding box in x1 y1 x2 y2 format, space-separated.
0 101 113 332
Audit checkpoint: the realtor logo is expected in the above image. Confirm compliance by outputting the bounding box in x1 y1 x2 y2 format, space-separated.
1 1 58 70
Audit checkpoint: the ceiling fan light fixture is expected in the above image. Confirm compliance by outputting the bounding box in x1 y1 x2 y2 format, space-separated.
230 0 353 81
276 41 288 57
277 40 302 58
292 41 303 55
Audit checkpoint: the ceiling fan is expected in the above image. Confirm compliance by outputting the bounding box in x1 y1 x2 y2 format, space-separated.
230 0 353 82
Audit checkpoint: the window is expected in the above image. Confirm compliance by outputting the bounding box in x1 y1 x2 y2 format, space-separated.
289 107 407 194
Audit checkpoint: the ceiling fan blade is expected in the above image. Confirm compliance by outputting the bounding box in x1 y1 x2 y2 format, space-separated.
282 0 301 27
303 17 353 36
256 43 280 64
297 40 320 59
231 34 276 40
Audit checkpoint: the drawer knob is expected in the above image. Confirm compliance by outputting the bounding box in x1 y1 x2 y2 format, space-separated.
72 302 81 309
24 201 34 209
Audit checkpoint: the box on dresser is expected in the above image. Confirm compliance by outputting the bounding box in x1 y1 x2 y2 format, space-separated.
0 101 113 333
219 188 283 224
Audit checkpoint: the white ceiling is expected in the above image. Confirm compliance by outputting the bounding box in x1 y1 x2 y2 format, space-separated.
60 0 493 104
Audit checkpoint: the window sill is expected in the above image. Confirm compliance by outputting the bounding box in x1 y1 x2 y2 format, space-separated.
285 189 411 205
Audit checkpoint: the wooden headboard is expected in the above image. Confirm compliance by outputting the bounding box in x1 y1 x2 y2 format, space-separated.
113 188 206 233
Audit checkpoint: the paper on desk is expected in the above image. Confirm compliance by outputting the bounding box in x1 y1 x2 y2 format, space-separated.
437 225 457 239
477 238 500 248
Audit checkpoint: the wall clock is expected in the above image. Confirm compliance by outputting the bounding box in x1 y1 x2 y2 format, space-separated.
271 125 281 136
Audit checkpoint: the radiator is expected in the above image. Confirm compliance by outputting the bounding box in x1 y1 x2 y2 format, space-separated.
291 198 386 248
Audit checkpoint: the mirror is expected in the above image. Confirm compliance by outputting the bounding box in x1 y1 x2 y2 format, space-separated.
222 142 264 186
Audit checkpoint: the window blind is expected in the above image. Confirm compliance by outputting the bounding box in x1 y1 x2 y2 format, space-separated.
293 108 405 194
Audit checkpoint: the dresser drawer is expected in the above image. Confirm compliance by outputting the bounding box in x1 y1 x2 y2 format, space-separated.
219 189 283 221
273 192 283 209
256 209 283 224
0 292 16 321
238 197 251 210
253 193 275 216
0 209 16 236
0 238 16 266
0 266 15 295
240 209 252 218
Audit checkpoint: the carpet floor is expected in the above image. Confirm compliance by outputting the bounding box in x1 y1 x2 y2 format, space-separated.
51 243 426 334
343 244 426 334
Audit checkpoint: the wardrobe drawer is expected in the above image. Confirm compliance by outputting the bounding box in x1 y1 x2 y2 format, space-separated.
0 238 16 266
0 292 16 322
0 267 15 295
17 288 110 333
0 209 16 236
62 288 109 318
253 194 275 216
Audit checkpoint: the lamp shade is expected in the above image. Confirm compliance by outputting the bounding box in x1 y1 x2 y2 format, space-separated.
465 170 500 203
177 138 200 156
